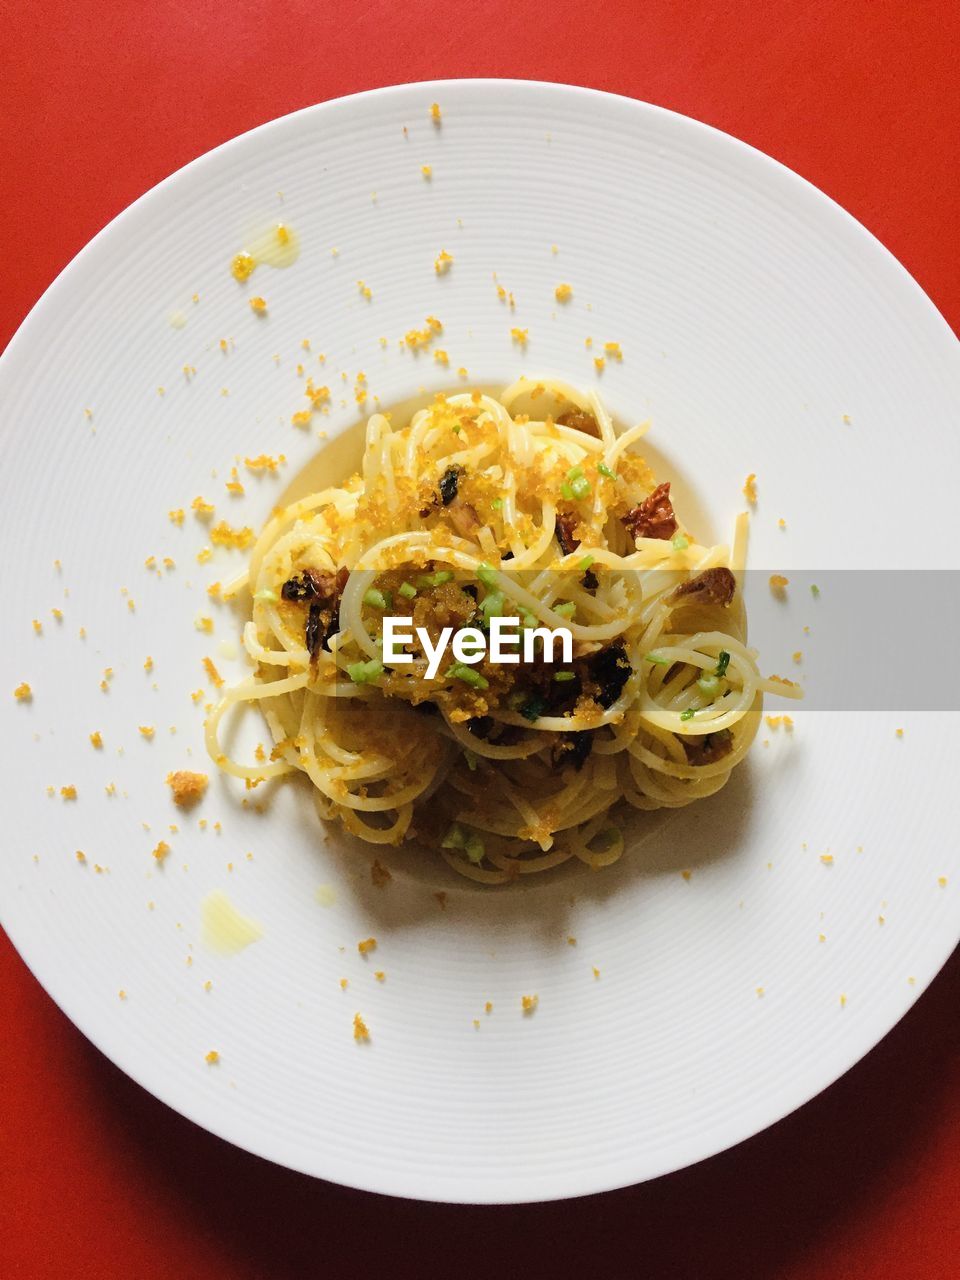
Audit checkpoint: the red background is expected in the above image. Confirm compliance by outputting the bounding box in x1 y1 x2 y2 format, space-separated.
2 2 958 1276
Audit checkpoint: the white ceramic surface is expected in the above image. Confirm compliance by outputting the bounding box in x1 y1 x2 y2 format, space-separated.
2 80 958 1203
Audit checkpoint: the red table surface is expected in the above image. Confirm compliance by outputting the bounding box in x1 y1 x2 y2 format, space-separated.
2 2 958 1276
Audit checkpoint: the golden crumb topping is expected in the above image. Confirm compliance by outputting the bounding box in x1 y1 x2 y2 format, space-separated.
14 682 32 701
152 840 171 863
521 994 538 1014
357 937 377 955
167 771 209 808
353 1012 370 1041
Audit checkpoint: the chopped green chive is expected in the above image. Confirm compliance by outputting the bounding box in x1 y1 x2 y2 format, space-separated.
253 588 279 602
811 583 820 598
715 650 731 678
477 562 498 587
553 601 576 619
597 461 617 481
560 482 574 501
480 589 505 619
417 570 454 589
672 534 689 551
463 832 485 863
577 554 595 570
441 822 466 849
697 674 720 698
569 474 591 500
346 659 384 684
398 581 417 600
490 498 504 511
446 663 489 689
363 588 390 610
679 707 697 722
553 671 576 682
463 749 479 771
644 652 670 665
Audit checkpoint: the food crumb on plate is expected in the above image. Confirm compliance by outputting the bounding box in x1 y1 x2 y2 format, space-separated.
742 473 758 503
839 994 847 1008
820 854 834 866
205 1049 220 1064
358 937 377 955
554 283 572 303
60 785 77 800
89 731 103 749
592 967 601 979
521 994 538 1014
152 841 170 863
75 851 86 865
374 971 385 982
485 1001 493 1013
14 682 32 701
566 936 577 946
938 876 948 888
430 102 441 123
353 1012 370 1041
166 770 209 807
434 250 454 275
370 860 391 887
680 869 692 881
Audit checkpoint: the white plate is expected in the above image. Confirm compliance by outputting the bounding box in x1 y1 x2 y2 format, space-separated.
2 80 958 1204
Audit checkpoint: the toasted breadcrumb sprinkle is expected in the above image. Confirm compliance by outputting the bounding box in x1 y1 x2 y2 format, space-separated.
421 165 432 179
192 496 215 519
566 936 577 946
32 618 42 634
14 682 32 701
521 994 538 1014
592 967 600 979
357 937 377 955
75 850 87 864
769 574 789 596
742 473 758 503
60 785 77 800
202 657 224 688
604 341 623 360
792 651 803 663
152 841 171 863
820 854 834 866
511 328 528 347
139 726 155 739
89 731 103 749
353 1012 370 1041
764 714 794 730
554 283 573 303
249 296 267 313
244 453 285 472
593 356 605 372
434 250 454 275
430 102 441 123
340 978 348 990
756 986 765 998
939 876 948 888
895 728 904 738
167 771 209 808
374 971 385 982
839 994 847 1008
205 1049 220 1064
434 891 448 909
681 869 692 882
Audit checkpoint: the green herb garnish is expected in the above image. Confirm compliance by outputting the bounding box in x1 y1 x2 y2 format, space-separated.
446 663 489 689
715 650 731 678
346 659 384 684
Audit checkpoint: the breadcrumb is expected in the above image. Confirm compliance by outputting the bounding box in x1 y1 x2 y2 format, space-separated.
60 785 77 800
167 771 209 808
434 250 454 275
421 164 432 179
938 876 948 888
152 840 171 863
554 283 572 303
430 102 441 123
89 731 103 749
357 937 377 955
511 328 528 347
139 725 155 739
205 1049 220 1064
75 850 87 865
485 1001 493 1013
769 574 789 597
521 994 538 1014
202 657 223 688
743 474 758 504
249 296 267 313
820 854 834 866
353 1012 370 1041
14 682 32 701
374 971 385 982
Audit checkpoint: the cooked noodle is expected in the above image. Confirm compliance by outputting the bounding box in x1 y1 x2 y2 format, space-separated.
207 378 800 883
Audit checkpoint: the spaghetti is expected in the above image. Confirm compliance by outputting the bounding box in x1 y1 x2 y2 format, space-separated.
207 378 800 883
